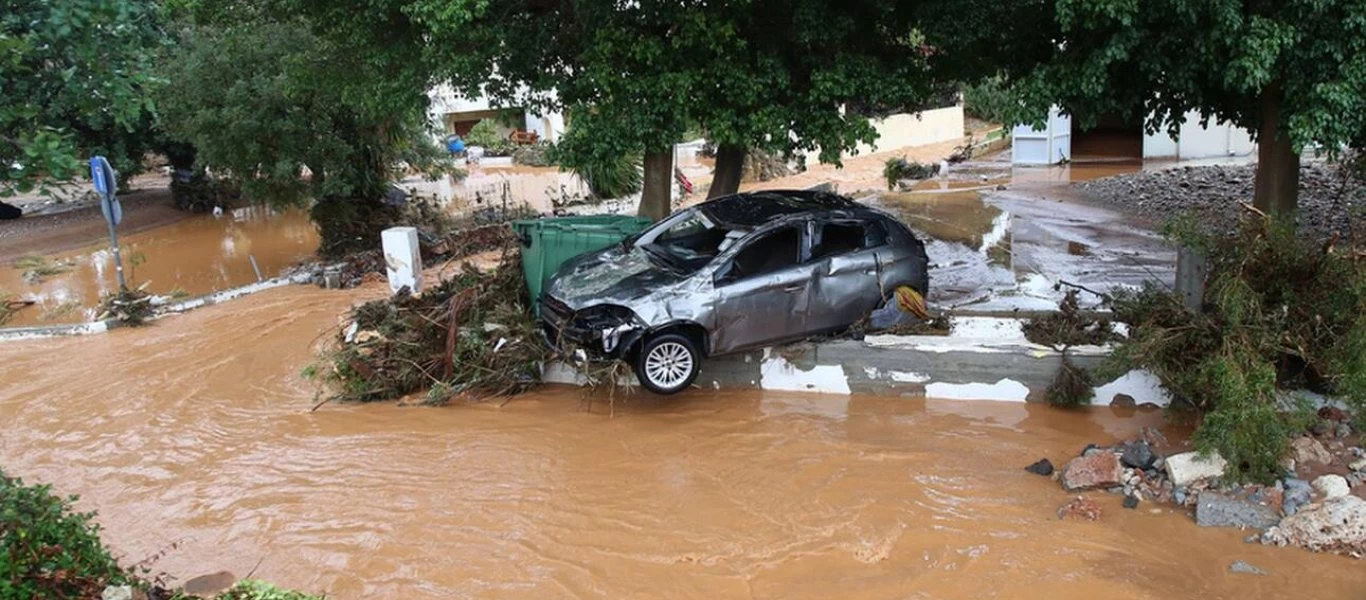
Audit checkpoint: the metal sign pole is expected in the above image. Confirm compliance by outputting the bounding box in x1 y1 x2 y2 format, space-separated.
90 156 127 292
107 212 127 291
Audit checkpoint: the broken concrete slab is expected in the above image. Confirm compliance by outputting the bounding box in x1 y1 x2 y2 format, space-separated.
1164 451 1228 487
1195 491 1281 530
1061 452 1123 491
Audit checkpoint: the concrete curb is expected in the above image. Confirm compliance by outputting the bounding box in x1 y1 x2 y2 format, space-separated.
545 316 1171 405
0 273 313 343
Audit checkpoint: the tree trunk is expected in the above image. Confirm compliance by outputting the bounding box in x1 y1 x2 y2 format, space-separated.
639 149 674 221
1252 84 1300 217
707 144 746 199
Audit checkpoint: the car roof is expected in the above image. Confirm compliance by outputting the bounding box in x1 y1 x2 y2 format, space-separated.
697 190 866 228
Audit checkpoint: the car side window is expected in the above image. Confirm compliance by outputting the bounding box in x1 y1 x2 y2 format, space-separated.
720 226 801 283
810 221 875 261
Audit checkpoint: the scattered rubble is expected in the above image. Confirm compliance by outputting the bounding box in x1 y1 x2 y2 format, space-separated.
1078 163 1366 239
287 223 519 290
1057 496 1102 521
1034 426 1366 558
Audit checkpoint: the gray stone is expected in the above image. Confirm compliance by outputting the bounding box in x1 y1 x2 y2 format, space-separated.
1120 441 1157 470
1290 437 1333 466
1174 487 1187 505
1123 495 1140 509
1165 451 1228 487
1350 457 1366 472
1111 393 1137 408
1195 491 1282 530
1312 420 1332 437
1081 443 1104 457
1312 474 1351 499
182 571 237 597
1228 560 1266 575
1263 495 1366 555
1336 422 1353 439
1024 458 1055 476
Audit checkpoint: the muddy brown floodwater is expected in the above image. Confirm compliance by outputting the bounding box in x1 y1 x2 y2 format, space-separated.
0 206 317 327
3 285 1365 599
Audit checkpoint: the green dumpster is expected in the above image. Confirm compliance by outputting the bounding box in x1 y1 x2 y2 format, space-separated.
512 215 653 311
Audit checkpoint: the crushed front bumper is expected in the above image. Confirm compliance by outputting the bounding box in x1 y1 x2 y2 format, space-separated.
538 295 643 359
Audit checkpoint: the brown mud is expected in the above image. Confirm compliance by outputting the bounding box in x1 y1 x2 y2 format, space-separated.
2 284 1365 598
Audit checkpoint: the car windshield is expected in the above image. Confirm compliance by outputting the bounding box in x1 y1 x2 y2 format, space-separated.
639 209 740 274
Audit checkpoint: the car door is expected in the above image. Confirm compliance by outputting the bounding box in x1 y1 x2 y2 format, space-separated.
806 219 886 333
709 224 816 354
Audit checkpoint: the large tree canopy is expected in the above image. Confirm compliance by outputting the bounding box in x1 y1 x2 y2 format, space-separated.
924 0 1366 217
408 0 946 217
158 3 445 255
1 0 163 197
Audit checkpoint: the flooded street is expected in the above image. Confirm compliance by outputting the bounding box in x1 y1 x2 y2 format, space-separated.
3 285 1365 599
1 207 318 327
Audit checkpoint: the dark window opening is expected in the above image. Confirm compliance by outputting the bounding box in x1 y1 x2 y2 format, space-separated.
728 227 800 280
811 222 868 260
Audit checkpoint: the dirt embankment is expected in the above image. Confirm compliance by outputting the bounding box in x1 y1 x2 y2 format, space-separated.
0 184 188 263
1077 163 1366 239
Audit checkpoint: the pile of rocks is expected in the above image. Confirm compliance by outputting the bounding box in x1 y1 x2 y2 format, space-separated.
1028 423 1366 558
1078 163 1365 240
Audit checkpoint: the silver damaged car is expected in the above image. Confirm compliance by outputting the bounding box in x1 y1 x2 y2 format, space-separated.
540 190 929 394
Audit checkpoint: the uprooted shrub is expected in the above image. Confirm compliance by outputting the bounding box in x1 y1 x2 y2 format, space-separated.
1103 215 1365 482
309 243 549 404
883 157 938 190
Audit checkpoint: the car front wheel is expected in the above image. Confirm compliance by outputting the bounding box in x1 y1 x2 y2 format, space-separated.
633 333 700 395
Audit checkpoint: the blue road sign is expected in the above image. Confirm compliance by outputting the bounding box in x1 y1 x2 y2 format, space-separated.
89 156 122 227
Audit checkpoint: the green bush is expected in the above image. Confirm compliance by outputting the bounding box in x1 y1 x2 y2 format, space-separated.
1106 217 1366 482
465 120 504 149
962 75 1017 125
218 579 323 600
1 470 127 599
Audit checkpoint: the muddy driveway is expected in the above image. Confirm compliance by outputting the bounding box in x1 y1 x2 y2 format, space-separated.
2 284 1364 599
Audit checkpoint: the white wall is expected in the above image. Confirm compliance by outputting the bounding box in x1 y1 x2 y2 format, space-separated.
804 104 965 163
426 84 566 143
1143 110 1256 160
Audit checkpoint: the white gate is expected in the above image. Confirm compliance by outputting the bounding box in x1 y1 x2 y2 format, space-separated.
1011 107 1071 165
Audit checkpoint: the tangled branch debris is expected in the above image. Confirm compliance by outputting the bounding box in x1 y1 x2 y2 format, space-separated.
1 291 34 326
1023 290 1119 408
1097 215 1366 482
97 287 154 326
15 255 74 285
883 157 939 190
1022 289 1119 350
310 236 550 404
